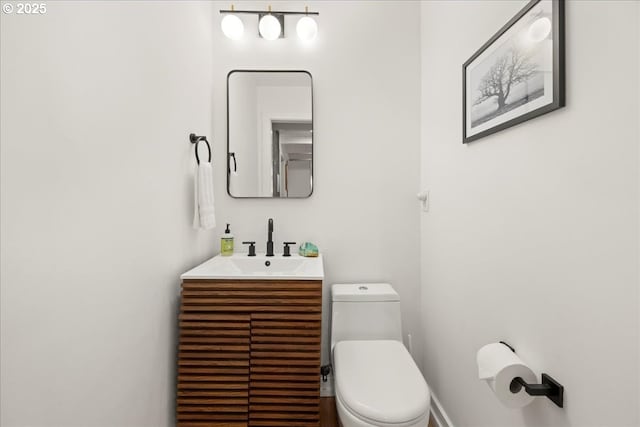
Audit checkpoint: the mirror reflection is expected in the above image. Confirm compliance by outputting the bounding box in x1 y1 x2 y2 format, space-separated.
227 70 313 198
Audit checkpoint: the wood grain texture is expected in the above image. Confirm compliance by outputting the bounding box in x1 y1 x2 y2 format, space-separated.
179 423 247 427
177 279 322 427
319 397 339 427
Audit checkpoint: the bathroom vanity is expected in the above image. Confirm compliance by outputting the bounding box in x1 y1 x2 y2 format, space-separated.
177 254 324 427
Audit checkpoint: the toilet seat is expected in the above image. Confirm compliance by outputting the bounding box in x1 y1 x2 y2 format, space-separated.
335 390 430 427
333 340 431 426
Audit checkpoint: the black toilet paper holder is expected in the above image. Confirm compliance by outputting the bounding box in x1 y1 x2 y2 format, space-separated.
499 341 564 408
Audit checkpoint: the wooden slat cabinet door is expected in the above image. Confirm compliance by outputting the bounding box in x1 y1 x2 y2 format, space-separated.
249 281 322 427
177 281 251 427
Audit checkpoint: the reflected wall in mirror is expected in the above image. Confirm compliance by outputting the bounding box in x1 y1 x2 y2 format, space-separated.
227 70 313 198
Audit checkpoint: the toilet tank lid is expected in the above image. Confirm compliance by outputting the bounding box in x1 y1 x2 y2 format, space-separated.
332 283 399 302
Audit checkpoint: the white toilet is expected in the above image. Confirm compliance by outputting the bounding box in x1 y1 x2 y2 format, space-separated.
331 283 431 427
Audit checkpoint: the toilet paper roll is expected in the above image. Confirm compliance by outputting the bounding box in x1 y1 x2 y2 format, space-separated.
476 342 537 408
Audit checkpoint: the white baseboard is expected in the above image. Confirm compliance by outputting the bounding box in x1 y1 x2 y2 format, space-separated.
430 391 455 427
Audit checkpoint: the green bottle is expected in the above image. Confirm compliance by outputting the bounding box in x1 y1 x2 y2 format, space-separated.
221 223 234 256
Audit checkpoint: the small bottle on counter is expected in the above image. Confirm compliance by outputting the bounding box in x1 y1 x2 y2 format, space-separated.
221 223 234 256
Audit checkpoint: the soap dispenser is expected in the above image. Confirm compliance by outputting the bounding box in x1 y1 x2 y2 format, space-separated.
221 223 234 256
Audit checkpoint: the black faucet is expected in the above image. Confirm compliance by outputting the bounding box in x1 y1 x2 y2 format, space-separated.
266 218 274 257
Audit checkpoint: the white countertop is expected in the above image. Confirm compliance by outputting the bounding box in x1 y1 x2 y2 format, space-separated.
181 253 324 281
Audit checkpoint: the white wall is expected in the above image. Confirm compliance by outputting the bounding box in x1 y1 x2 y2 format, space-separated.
210 0 422 367
0 2 215 426
420 1 640 427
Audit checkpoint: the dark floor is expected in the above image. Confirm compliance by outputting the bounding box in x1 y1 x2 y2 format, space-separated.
320 397 339 427
320 397 437 427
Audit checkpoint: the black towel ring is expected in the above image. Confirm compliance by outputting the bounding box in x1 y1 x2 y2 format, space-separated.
189 133 211 164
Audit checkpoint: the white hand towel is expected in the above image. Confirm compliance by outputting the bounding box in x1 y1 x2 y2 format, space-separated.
192 162 216 230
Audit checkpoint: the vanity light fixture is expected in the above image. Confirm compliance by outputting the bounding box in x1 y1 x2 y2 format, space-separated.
296 7 318 41
221 5 244 40
220 5 319 41
259 6 282 40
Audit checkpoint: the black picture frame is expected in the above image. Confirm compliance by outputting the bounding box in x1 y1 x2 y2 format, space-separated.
462 0 565 144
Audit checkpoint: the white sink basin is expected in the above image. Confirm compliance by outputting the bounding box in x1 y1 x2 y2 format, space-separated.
181 253 324 280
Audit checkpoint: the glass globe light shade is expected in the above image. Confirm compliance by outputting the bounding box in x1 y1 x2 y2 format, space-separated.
259 14 281 40
221 14 244 40
528 17 551 43
296 16 318 41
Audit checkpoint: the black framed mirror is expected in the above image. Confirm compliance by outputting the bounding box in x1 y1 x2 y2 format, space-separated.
227 70 313 198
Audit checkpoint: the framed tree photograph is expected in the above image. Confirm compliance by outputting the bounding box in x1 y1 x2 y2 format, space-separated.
463 0 565 143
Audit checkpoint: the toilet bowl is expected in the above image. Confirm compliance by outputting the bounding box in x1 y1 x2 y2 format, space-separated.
334 340 431 427
331 284 431 427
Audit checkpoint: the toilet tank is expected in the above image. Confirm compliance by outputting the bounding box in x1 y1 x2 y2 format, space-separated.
330 283 402 351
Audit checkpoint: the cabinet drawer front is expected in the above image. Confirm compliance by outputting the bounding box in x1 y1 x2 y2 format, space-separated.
181 304 321 313
182 280 321 291
183 290 321 298
183 297 321 305
181 281 321 313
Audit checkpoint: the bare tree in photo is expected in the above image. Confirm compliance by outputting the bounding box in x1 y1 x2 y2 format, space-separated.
474 47 538 112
